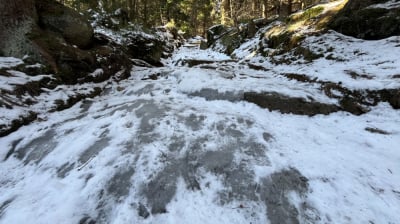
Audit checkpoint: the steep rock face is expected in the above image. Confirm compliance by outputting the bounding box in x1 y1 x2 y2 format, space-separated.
330 0 400 39
0 0 39 59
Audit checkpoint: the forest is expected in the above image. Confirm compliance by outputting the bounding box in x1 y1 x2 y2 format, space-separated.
58 0 322 35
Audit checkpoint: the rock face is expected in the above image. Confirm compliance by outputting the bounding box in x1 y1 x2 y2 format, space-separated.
205 18 278 55
0 0 133 85
36 0 93 49
205 25 244 55
330 0 400 39
124 32 165 67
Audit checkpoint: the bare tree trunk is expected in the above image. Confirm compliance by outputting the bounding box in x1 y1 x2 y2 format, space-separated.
221 0 231 25
262 0 269 18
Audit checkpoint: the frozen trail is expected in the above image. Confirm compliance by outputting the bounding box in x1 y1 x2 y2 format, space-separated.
1 39 400 224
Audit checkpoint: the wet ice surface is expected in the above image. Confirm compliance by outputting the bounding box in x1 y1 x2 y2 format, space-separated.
1 38 400 224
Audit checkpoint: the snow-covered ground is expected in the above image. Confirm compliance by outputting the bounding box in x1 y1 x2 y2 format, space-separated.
1 31 400 224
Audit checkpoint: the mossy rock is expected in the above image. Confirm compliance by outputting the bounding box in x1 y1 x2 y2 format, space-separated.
219 31 242 55
294 47 324 62
330 0 400 40
267 31 290 49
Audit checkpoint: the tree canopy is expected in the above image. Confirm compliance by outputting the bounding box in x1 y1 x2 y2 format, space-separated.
58 0 323 36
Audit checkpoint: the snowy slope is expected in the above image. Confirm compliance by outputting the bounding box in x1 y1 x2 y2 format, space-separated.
1 31 400 224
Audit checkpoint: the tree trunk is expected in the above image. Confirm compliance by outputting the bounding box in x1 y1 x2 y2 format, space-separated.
221 0 231 25
262 0 269 18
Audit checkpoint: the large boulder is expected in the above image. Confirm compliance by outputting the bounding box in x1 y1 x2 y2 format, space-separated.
206 24 229 47
123 31 165 67
36 0 93 48
1 0 131 85
206 25 243 55
28 29 131 84
330 0 400 39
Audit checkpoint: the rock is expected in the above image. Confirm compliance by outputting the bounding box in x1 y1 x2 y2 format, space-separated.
0 111 37 137
206 24 228 47
200 40 208 50
113 8 129 26
138 203 150 219
243 92 340 116
181 59 236 67
1 0 132 85
36 0 93 48
389 90 400 109
339 97 369 115
155 26 185 58
365 127 390 135
247 20 257 38
124 32 165 66
330 0 400 40
206 24 246 55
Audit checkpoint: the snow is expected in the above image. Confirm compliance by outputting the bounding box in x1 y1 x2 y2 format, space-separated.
0 57 23 69
1 29 400 224
238 31 400 91
368 0 400 9
168 44 231 63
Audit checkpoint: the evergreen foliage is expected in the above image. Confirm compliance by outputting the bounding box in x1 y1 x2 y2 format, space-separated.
57 0 325 36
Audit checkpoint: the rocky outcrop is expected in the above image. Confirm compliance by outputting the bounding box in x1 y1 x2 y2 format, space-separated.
330 0 400 39
205 17 279 55
205 24 245 54
123 32 165 67
1 0 184 85
36 0 93 48
243 92 340 116
0 0 132 85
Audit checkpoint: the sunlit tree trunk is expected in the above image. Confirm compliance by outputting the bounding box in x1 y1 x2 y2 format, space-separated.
221 0 231 25
262 0 269 18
